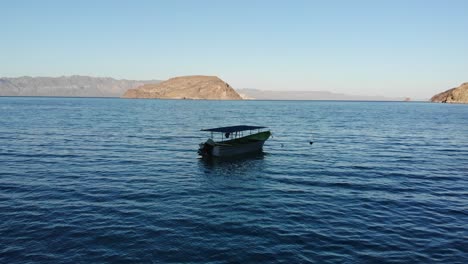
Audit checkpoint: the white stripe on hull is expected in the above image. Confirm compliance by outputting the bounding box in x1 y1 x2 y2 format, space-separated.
212 140 266 157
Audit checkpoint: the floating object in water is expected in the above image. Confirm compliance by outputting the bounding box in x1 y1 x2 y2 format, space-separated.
198 125 271 157
310 141 314 145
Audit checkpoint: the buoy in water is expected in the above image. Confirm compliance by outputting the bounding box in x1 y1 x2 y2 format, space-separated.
309 141 314 145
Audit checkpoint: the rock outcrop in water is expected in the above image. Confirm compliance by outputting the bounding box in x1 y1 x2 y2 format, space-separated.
431 83 468 104
0 76 160 97
122 75 243 100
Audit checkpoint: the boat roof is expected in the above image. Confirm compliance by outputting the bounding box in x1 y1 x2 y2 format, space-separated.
201 125 267 133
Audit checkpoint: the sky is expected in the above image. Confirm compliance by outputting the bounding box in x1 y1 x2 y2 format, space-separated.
1 0 467 98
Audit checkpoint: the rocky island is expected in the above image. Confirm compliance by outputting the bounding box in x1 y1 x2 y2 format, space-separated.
122 75 243 100
431 82 468 104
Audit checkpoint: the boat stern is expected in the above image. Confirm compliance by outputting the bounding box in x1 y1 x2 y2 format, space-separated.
198 138 216 156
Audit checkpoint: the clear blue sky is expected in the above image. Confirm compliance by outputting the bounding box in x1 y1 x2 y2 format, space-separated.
1 0 467 98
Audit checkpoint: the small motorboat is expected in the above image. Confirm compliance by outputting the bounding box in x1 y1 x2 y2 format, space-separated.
198 125 271 157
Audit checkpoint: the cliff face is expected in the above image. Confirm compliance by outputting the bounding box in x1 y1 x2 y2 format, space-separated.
431 83 468 104
0 76 160 97
122 75 243 100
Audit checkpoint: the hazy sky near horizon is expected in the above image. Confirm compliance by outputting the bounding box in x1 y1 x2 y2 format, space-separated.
1 0 467 98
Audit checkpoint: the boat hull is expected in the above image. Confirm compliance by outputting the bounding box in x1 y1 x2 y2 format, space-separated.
212 140 266 157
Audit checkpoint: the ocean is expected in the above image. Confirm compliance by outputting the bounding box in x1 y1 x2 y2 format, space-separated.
1 97 467 263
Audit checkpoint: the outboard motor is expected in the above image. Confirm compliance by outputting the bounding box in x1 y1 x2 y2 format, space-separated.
198 139 215 156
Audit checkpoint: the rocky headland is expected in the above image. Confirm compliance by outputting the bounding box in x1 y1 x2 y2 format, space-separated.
431 83 468 104
122 75 242 100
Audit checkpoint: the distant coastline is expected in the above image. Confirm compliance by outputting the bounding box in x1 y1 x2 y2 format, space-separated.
0 95 428 103
237 88 414 101
0 75 422 101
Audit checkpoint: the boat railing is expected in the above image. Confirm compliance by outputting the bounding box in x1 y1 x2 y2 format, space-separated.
214 129 266 142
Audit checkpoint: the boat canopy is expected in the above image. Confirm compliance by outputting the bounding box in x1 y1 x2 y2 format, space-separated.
201 125 266 133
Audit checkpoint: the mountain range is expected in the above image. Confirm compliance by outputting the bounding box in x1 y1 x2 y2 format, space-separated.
237 89 409 101
0 76 160 97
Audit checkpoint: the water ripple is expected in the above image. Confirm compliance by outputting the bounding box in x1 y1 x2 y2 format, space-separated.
1 98 467 263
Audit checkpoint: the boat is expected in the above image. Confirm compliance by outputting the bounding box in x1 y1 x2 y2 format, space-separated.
198 125 271 157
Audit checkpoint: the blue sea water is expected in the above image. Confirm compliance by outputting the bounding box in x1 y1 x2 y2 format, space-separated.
0 97 467 263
